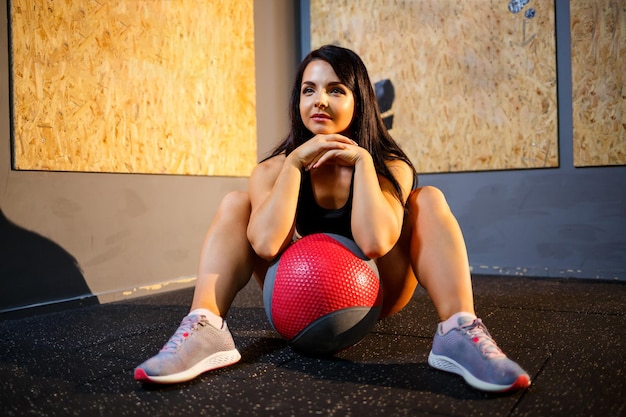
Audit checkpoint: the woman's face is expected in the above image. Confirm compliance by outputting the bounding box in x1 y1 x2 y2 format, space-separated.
299 59 355 136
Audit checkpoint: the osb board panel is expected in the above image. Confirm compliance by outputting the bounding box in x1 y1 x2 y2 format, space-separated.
571 0 626 167
11 0 256 176
310 0 558 173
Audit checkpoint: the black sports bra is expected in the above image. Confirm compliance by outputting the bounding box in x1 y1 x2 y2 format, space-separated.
295 170 354 239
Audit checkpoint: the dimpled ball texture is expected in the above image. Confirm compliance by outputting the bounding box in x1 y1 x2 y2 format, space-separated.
264 233 382 354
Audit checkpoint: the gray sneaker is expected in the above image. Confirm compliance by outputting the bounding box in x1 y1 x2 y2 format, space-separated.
134 314 241 384
428 316 530 392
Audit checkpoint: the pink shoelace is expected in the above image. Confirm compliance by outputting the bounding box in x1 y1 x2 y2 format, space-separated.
460 319 506 359
160 315 206 353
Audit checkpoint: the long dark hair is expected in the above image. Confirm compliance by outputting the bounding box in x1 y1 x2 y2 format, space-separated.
264 44 417 202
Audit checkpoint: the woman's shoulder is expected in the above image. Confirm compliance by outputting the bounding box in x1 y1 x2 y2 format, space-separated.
385 158 417 191
385 158 413 177
251 153 286 179
258 153 286 169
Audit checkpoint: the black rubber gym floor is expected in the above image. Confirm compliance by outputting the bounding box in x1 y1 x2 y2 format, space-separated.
1 274 624 417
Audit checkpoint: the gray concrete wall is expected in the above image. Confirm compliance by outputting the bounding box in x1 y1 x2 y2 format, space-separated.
424 167 626 280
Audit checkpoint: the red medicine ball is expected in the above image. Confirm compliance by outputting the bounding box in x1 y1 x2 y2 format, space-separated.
263 233 382 355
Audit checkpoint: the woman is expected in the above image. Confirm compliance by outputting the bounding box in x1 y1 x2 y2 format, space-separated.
135 45 530 392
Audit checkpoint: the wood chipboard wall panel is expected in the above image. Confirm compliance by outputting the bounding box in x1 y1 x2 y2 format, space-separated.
571 0 626 167
311 0 558 173
10 0 256 176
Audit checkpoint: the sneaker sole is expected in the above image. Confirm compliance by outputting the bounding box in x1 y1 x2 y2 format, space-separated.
428 351 530 392
134 349 241 384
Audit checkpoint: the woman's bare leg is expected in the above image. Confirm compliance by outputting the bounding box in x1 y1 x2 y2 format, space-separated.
378 186 530 392
406 186 475 321
190 190 262 317
135 191 260 384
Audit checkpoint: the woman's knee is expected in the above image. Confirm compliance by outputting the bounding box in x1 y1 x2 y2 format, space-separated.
217 190 251 218
408 186 450 215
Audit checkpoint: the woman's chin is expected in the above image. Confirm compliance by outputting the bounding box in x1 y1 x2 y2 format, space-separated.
308 127 336 135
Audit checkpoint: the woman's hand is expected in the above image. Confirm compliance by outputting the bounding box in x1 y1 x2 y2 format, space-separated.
289 134 363 171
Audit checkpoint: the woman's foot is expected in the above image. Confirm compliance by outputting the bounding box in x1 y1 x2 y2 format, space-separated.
428 315 531 392
134 314 241 384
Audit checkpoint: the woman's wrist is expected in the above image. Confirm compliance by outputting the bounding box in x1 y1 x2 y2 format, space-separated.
355 149 373 169
285 152 305 171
